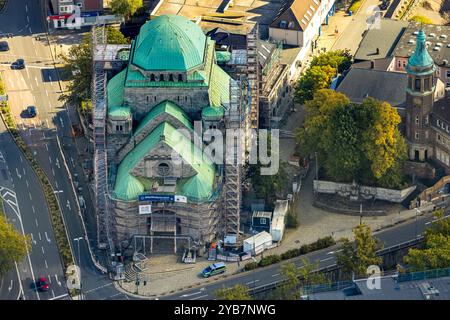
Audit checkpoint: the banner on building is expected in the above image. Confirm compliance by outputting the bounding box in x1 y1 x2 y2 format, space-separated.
174 195 187 203
139 204 152 215
138 194 174 202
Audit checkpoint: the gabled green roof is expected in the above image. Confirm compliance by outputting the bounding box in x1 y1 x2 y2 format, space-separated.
114 122 216 201
209 64 230 107
407 30 435 72
135 100 193 135
132 15 207 71
107 69 131 118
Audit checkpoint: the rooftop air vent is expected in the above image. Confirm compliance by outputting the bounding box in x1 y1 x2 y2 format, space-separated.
413 31 419 35
433 46 441 51
429 33 436 38
440 34 447 39
436 42 443 47
408 39 415 44
443 59 448 66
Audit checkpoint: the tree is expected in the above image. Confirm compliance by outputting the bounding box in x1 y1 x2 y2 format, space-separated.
215 284 252 300
110 0 143 19
336 224 382 279
294 65 336 104
0 215 32 276
403 210 450 271
295 90 407 188
409 15 433 25
310 49 352 73
60 27 129 106
270 259 327 299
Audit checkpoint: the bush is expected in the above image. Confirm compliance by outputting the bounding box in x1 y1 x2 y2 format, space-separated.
281 248 301 260
409 15 433 24
259 255 281 267
244 262 258 271
349 0 362 13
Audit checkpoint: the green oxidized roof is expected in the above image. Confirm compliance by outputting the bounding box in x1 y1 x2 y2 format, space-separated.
215 51 231 63
135 100 193 134
107 69 130 118
114 122 216 201
132 15 207 71
209 64 230 107
202 106 224 118
406 30 435 72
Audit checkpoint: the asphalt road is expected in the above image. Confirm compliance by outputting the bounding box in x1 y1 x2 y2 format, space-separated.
0 0 133 300
163 210 449 300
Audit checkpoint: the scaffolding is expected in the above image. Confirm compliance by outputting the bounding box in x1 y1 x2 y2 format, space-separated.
246 25 259 129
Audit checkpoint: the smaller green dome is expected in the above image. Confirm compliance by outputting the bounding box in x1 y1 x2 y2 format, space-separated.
406 30 434 72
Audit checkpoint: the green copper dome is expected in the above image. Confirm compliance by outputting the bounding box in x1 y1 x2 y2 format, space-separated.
406 30 434 72
132 15 207 71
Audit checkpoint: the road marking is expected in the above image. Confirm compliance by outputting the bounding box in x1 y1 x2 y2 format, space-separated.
59 117 64 128
55 275 61 287
41 246 45 254
38 232 41 240
49 293 68 300
25 4 28 12
70 157 75 167
29 192 32 200
245 279 260 285
30 233 36 245
180 291 204 298
271 273 280 277
190 294 208 300
55 159 60 169
45 232 51 243
8 280 13 292
23 167 26 176
52 168 55 176
26 180 29 188
321 257 334 262
20 156 23 163
83 283 113 294
44 259 48 269
15 168 21 179
66 200 71 210
35 219 39 227
49 157 52 164
55 181 58 189
48 275 52 284
32 206 35 213
27 16 30 23
29 26 32 34
45 143 49 151
52 289 55 298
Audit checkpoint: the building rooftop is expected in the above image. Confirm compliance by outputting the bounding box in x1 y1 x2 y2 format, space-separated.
352 57 395 71
393 22 450 66
433 97 450 122
354 19 409 62
336 67 407 107
310 274 450 300
152 0 286 38
270 0 320 32
252 211 273 219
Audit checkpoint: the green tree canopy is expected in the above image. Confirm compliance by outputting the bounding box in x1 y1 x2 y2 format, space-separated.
60 27 129 106
0 215 32 276
215 284 252 300
294 65 336 104
403 210 450 271
310 49 352 73
110 0 143 18
336 224 382 279
295 90 407 188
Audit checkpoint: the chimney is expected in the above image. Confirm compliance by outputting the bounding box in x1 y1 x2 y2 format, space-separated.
376 47 380 55
370 60 375 69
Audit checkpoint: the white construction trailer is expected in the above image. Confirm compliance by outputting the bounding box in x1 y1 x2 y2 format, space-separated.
243 231 273 254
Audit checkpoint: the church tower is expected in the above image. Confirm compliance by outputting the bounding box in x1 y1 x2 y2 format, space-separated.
405 29 436 162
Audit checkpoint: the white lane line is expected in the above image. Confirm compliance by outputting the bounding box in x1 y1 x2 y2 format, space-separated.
70 157 75 167
30 233 36 245
32 206 35 213
245 279 260 285
26 180 29 188
44 232 51 243
25 4 28 12
55 181 58 189
52 289 55 298
35 219 39 227
271 273 280 277
41 246 45 254
23 168 26 175
28 192 32 200
49 293 68 300
55 275 61 286
48 275 52 284
20 156 23 163
83 283 113 294
49 156 52 164
27 16 30 23
15 168 21 179
44 260 48 269
38 232 41 241
190 294 208 300
59 117 64 128
45 143 48 151
321 257 334 262
8 280 13 292
52 168 55 176
29 26 32 34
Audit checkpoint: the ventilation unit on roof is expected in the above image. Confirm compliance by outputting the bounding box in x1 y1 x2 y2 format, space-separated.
413 31 419 35
408 39 415 44
433 46 440 51
443 59 448 66
440 34 447 39
447 44 450 48
429 33 436 37
436 42 443 47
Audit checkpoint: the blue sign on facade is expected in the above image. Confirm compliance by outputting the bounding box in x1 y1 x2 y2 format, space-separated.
80 11 101 18
138 194 175 202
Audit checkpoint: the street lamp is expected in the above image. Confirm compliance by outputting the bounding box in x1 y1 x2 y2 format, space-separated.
414 208 420 239
73 237 83 300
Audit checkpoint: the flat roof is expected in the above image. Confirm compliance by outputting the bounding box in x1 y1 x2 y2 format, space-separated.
152 0 287 38
393 22 450 66
354 19 409 61
252 211 272 218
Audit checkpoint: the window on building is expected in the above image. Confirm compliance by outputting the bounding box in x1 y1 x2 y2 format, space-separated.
425 116 429 124
146 96 149 102
169 74 174 82
437 134 441 141
260 218 267 225
415 115 419 124
438 119 441 126
447 70 450 78
159 74 164 81
424 77 431 91
150 74 155 81
414 79 421 91
116 125 123 132
154 96 157 102
425 130 429 139
178 74 183 82
446 82 450 88
415 132 419 140
402 60 406 67
288 21 294 29
408 77 412 89
398 60 401 68
279 20 287 28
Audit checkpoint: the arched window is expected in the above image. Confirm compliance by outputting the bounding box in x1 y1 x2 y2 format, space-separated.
178 74 183 82
150 74 155 81
159 74 164 81
169 74 174 82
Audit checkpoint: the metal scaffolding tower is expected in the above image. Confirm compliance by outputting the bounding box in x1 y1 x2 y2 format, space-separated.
92 25 112 250
246 25 259 129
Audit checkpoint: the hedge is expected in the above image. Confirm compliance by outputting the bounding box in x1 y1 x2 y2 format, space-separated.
0 76 74 270
244 236 337 271
349 0 363 13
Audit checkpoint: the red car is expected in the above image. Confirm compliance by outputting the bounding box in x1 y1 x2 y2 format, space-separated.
37 277 49 291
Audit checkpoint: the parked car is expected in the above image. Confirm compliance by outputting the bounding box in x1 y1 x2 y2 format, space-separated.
0 41 9 51
11 58 25 69
27 106 37 117
201 262 226 278
37 277 49 291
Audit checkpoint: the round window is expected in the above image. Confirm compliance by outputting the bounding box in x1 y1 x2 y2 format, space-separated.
157 163 170 176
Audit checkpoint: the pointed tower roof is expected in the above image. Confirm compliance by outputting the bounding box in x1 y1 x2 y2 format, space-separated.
406 29 435 73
